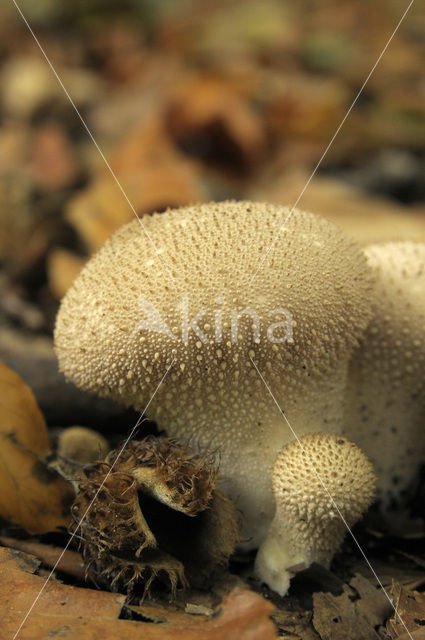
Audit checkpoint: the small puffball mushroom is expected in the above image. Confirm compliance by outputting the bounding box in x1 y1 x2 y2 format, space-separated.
57 426 109 464
255 433 376 596
47 426 110 489
55 201 372 546
344 242 425 503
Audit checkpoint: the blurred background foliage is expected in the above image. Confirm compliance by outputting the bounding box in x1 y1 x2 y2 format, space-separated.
0 0 424 334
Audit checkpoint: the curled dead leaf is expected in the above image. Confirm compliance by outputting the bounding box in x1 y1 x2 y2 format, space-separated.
0 361 73 534
386 583 425 639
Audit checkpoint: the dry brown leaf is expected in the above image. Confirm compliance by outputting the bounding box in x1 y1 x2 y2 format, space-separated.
272 606 320 639
386 583 425 639
1 546 125 639
138 589 278 639
397 631 425 640
0 546 277 640
165 74 266 171
312 582 387 640
47 248 87 299
347 573 393 629
66 114 206 252
0 537 85 581
349 555 425 593
0 362 73 534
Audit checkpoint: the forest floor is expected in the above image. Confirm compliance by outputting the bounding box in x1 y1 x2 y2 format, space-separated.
0 1 424 638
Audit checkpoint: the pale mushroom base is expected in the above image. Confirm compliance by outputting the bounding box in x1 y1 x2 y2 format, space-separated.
254 533 308 597
254 515 346 596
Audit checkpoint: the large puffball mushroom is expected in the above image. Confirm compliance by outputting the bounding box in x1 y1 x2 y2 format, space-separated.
255 433 376 596
54 201 372 546
344 241 425 504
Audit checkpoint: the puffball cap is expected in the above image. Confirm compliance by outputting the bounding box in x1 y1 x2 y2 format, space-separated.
272 433 376 527
54 201 372 419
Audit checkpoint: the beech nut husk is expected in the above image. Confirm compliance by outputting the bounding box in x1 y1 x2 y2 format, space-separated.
70 436 239 600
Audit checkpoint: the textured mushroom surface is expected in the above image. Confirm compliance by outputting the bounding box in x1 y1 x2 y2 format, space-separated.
255 433 376 596
344 241 425 503
55 201 372 545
